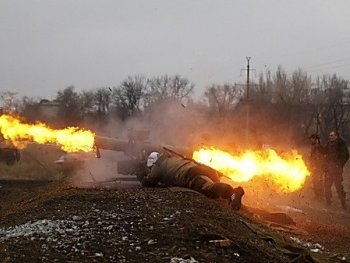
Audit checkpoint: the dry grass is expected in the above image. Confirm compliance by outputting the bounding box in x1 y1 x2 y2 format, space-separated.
0 144 66 181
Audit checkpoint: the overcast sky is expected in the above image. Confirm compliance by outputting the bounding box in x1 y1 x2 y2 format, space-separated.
1 0 350 100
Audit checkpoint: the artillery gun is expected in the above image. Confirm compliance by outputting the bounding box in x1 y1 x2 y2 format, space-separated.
55 128 194 184
94 129 193 178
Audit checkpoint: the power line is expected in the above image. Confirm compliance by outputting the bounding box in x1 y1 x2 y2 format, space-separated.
304 56 350 71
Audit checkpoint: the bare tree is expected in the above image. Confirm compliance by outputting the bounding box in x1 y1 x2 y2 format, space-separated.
0 91 19 113
238 67 317 144
81 90 96 116
288 69 314 138
112 76 147 119
145 75 194 107
203 84 243 117
17 96 41 122
255 70 274 102
95 87 112 116
55 86 83 126
269 68 313 141
315 74 350 136
273 65 289 104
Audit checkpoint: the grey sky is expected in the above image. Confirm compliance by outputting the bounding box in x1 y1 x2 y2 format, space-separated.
1 0 350 99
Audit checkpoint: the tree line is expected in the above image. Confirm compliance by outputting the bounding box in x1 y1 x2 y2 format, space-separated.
2 67 350 148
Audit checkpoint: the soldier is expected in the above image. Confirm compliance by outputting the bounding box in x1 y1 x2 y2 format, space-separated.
140 151 245 210
324 131 349 209
308 134 325 201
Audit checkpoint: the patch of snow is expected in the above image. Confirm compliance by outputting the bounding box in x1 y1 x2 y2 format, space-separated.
170 257 198 263
0 219 76 241
290 236 325 252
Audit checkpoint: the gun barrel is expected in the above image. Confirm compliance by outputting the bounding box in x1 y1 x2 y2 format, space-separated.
94 135 129 152
94 135 192 158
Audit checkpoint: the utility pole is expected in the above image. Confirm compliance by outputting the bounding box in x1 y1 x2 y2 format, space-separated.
240 57 255 147
241 57 255 100
246 57 251 100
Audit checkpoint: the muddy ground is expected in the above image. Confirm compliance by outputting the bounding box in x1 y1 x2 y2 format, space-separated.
0 173 350 263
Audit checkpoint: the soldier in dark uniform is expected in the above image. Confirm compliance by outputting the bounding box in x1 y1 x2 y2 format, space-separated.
324 131 349 209
308 134 325 201
141 151 245 210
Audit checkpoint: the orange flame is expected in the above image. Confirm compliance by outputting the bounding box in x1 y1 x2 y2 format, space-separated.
0 114 95 152
193 147 310 192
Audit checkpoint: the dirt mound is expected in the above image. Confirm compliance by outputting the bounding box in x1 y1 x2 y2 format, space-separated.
0 180 349 262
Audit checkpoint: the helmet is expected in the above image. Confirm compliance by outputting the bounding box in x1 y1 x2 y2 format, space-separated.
147 152 159 167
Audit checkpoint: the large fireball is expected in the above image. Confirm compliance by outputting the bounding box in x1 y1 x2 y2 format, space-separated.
193 147 310 193
0 114 95 152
